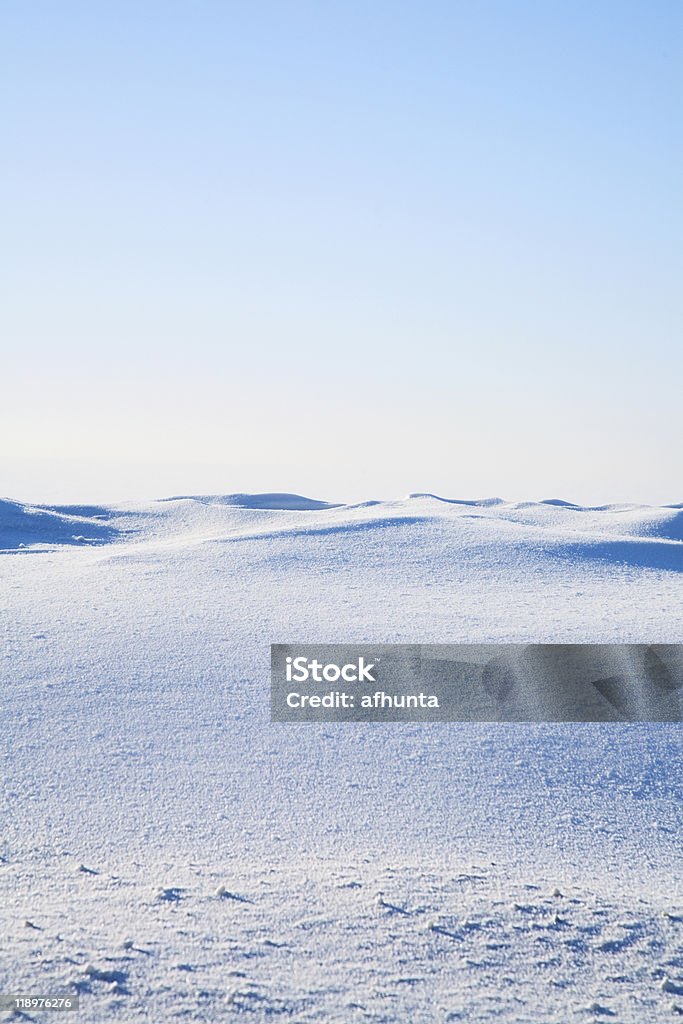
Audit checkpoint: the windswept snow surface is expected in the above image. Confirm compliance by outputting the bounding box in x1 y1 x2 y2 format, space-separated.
1 493 682 1022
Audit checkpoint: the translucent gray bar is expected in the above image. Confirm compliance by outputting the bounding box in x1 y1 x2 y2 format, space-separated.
271 644 683 722
0 995 80 1012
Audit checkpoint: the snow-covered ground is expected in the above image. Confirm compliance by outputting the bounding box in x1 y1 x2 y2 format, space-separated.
2 493 682 1022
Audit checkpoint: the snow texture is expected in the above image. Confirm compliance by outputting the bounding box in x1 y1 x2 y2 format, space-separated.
1 493 682 1022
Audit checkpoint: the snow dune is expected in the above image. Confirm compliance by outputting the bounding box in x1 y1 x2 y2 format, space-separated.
3 492 683 569
0 498 121 550
1 493 682 1021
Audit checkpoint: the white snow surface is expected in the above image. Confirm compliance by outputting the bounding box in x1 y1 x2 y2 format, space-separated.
1 493 682 1022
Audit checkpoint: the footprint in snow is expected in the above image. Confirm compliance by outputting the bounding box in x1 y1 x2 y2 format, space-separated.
121 938 152 955
215 885 254 903
552 914 570 928
428 922 461 940
375 892 411 915
154 887 184 903
83 964 128 986
586 1002 616 1017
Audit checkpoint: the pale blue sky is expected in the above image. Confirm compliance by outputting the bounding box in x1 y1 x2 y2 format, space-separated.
2 1 681 503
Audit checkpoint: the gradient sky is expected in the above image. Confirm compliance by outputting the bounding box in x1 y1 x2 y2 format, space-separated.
2 1 681 504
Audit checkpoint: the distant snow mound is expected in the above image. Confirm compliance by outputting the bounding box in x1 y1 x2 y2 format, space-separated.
407 493 505 507
0 498 119 551
636 507 683 543
163 493 340 511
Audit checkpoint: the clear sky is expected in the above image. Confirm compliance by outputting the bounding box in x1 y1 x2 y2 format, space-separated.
2 1 681 504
